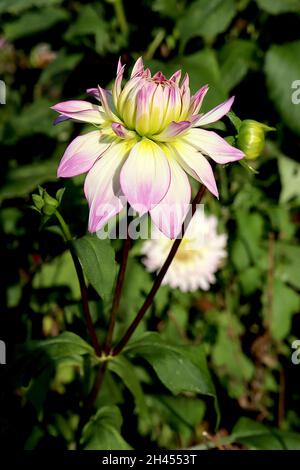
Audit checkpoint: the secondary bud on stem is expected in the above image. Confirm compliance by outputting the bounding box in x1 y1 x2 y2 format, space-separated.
237 119 275 160
31 186 65 221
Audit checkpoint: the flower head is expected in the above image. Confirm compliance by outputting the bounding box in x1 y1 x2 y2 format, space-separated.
52 57 244 238
142 210 227 292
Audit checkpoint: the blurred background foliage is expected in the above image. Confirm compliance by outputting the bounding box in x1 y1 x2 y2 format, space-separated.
1 0 300 451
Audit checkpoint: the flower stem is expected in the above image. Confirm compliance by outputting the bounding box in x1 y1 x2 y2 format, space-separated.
145 29 165 60
104 213 131 354
112 185 206 356
55 210 72 241
85 362 108 411
55 210 102 356
112 0 129 36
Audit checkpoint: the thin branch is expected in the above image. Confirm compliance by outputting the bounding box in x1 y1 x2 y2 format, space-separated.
112 185 206 356
104 216 131 354
145 29 165 60
55 211 102 356
76 361 108 445
112 0 129 35
85 362 108 411
84 209 131 410
69 242 102 356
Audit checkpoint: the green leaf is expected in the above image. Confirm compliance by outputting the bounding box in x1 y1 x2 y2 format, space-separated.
219 40 257 92
256 0 300 14
0 160 58 201
275 242 300 290
125 332 216 398
95 371 124 408
235 210 265 262
38 50 83 86
119 258 152 318
232 417 300 450
64 5 103 41
227 111 242 132
265 41 300 135
0 0 62 14
212 316 255 391
65 5 96 36
73 235 117 301
239 266 262 296
64 4 115 55
108 356 147 415
231 238 250 271
11 99 71 139
269 278 299 340
279 432 300 450
147 395 205 447
270 205 296 239
156 395 205 431
33 251 80 299
26 331 94 362
24 426 44 450
179 49 227 107
80 406 131 450
26 369 53 415
278 154 300 204
4 8 69 40
15 332 94 392
152 0 185 19
232 418 281 449
177 0 236 51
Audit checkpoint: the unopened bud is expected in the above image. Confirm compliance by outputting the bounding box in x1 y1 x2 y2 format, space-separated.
31 187 65 219
237 119 275 160
42 192 59 216
32 194 44 211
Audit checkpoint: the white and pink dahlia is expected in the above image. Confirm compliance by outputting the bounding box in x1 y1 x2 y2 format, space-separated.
142 211 227 292
52 57 244 238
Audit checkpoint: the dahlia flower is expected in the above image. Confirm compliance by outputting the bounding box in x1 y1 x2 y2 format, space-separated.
52 57 244 238
142 210 227 292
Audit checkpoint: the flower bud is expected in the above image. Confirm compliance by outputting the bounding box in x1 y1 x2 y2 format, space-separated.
31 187 65 218
237 119 275 160
32 194 44 211
42 192 59 216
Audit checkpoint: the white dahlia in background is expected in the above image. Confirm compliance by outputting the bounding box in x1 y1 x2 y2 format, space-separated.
141 210 227 292
52 57 244 238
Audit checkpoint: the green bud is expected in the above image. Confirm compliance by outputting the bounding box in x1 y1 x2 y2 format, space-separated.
237 119 275 160
32 194 44 211
31 187 65 218
42 192 59 216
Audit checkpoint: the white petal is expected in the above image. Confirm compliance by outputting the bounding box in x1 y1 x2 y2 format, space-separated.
120 138 171 214
185 128 244 163
84 142 132 232
131 57 144 77
51 100 104 124
173 141 219 198
195 96 234 127
58 131 110 177
150 153 191 239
